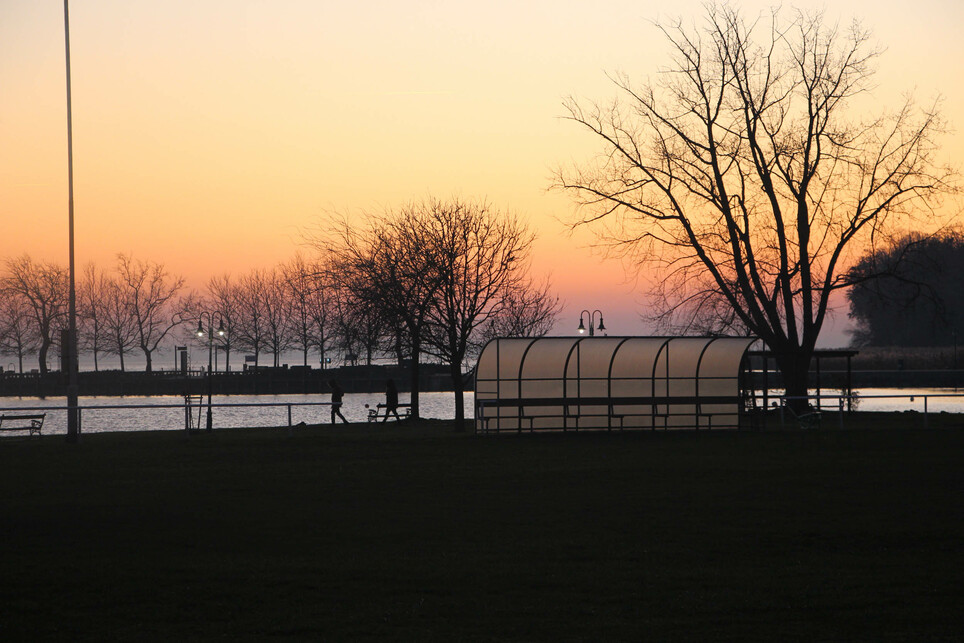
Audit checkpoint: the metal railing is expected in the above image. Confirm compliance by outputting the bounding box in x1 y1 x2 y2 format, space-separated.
0 400 333 435
5 390 964 436
777 392 964 429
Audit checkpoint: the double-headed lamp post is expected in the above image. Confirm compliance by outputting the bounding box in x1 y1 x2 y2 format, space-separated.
577 309 606 337
197 312 225 431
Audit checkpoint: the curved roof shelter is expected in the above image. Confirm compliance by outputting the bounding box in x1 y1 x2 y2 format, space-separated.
475 336 756 433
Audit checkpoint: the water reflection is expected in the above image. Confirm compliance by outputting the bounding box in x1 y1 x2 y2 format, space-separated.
3 388 964 436
0 392 475 435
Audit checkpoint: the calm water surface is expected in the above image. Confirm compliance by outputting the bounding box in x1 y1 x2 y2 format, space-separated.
2 388 964 436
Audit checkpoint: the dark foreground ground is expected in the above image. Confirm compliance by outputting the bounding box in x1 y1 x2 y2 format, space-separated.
1 419 962 642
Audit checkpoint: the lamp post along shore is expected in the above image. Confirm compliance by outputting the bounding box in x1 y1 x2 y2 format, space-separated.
197 313 225 431
64 0 80 442
577 310 606 337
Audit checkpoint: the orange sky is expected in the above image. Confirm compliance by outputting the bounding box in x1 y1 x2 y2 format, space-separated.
1 0 961 346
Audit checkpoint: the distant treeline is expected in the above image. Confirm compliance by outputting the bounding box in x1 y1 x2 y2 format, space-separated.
0 363 462 398
848 232 964 348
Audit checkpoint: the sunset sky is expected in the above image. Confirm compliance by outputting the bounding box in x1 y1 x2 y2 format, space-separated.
1 0 961 346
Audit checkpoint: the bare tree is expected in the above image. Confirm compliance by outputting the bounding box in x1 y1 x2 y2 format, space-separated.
479 277 561 344
556 5 958 408
319 198 556 421
321 205 446 419
263 268 293 367
323 278 361 366
101 277 138 372
282 255 327 367
77 263 111 371
346 293 387 366
321 264 385 367
0 290 38 373
207 274 240 371
309 277 337 369
116 253 189 373
1 256 68 374
420 198 545 424
234 270 271 367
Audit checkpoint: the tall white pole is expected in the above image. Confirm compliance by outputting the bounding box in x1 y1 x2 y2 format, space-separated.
64 0 80 442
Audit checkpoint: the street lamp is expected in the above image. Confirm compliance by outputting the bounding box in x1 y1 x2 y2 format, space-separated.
197 312 225 431
577 309 606 337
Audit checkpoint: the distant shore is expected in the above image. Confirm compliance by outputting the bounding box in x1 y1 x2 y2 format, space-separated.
0 362 465 397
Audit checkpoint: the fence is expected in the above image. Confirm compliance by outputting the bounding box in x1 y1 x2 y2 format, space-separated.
4 391 964 436
0 399 333 436
777 392 964 429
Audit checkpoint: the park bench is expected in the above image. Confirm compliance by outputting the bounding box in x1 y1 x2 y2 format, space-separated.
476 395 743 433
785 404 822 430
0 413 46 436
482 401 640 432
367 403 412 422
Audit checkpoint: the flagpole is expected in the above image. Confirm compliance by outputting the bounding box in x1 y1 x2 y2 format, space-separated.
64 0 80 442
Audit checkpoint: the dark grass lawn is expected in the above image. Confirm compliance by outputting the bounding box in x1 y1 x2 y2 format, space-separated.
1 420 962 641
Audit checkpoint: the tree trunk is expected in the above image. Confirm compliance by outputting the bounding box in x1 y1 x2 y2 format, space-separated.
450 362 465 427
38 341 50 374
144 348 153 373
776 351 812 415
409 340 421 419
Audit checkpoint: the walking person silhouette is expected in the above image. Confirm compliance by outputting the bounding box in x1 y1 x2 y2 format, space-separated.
382 378 400 422
329 379 348 424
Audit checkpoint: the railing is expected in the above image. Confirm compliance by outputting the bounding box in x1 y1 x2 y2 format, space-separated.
777 392 964 429
0 400 333 435
5 391 964 436
475 395 744 433
476 391 964 433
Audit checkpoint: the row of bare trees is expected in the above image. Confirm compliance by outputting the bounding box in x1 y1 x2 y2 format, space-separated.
0 254 340 375
318 197 559 421
0 254 189 374
1 198 560 421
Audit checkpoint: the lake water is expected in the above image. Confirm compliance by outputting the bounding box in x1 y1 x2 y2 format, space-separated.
3 387 964 436
0 391 476 436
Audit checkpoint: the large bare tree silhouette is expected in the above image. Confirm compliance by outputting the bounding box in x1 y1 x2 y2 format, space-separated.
557 4 958 408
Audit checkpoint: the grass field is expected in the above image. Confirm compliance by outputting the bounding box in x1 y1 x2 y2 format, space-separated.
1 420 962 641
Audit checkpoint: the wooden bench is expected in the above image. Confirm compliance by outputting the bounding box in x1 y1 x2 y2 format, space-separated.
785 404 822 429
519 408 582 432
483 405 619 432
367 403 412 422
0 413 46 436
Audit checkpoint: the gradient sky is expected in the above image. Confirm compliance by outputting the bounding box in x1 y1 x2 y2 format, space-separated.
1 0 961 346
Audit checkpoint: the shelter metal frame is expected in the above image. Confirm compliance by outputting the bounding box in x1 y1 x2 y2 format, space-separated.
475 336 757 433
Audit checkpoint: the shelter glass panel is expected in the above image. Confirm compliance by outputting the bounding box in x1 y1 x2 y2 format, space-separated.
475 336 754 432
